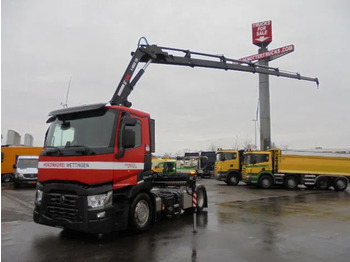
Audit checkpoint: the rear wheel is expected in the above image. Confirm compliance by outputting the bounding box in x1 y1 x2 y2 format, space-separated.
284 176 298 190
333 177 348 191
226 173 240 186
258 175 273 189
315 176 331 190
185 186 207 214
2 174 13 183
196 187 206 213
129 193 152 232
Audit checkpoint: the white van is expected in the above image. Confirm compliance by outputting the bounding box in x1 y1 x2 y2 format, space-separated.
13 155 39 188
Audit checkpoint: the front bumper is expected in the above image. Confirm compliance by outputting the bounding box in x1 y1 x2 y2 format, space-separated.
242 173 257 185
14 178 37 185
216 172 228 181
33 182 129 234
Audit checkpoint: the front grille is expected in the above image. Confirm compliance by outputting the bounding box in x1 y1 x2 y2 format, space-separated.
23 173 37 178
46 192 80 222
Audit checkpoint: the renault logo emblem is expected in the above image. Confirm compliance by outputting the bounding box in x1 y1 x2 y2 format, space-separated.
60 195 65 204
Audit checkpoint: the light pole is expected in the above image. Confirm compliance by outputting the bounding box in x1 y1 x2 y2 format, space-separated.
252 119 258 150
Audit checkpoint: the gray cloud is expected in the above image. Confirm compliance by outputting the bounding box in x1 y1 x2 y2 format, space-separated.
2 0 349 154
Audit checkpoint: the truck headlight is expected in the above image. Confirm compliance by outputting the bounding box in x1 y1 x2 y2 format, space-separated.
36 189 43 204
87 191 112 209
15 173 24 179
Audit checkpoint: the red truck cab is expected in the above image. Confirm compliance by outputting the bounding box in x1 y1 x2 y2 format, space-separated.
34 103 155 233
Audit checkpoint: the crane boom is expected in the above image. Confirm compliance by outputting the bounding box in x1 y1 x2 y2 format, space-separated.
110 42 319 107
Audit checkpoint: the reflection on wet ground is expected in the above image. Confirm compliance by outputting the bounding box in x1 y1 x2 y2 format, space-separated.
2 180 350 262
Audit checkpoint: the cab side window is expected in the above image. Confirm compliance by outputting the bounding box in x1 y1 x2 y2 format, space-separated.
124 120 142 148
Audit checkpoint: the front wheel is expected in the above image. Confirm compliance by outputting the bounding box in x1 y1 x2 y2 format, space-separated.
129 193 152 232
226 173 240 186
258 175 273 189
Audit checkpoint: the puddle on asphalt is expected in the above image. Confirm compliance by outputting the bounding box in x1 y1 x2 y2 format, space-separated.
215 191 350 224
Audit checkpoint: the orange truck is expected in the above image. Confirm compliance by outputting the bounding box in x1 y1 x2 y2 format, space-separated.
1 146 43 182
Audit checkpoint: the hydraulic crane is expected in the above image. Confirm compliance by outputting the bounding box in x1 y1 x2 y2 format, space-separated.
111 38 318 108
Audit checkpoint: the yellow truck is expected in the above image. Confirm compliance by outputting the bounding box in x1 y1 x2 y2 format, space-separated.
152 157 176 173
215 149 244 185
242 148 350 191
1 146 43 182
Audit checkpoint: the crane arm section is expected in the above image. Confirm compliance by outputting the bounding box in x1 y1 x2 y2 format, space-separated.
110 43 319 107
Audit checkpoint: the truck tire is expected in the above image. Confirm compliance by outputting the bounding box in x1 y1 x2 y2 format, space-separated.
226 173 240 186
196 187 206 213
315 176 330 190
2 174 13 183
129 193 152 232
284 176 298 190
333 177 348 191
258 175 273 189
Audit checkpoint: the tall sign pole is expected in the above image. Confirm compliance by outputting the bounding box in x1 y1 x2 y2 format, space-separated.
252 21 273 150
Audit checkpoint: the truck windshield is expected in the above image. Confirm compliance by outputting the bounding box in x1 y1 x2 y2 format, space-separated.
216 152 237 161
17 159 39 169
245 154 269 164
44 108 118 155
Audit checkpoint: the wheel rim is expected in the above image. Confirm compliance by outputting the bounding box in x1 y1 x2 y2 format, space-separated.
135 200 150 227
287 178 296 188
336 179 346 189
230 176 237 184
262 178 271 188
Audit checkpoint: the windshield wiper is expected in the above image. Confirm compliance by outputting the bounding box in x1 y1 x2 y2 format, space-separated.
43 146 64 156
65 145 95 155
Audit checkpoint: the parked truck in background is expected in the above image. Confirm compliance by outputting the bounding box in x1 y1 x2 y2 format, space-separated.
197 151 216 178
1 146 43 183
13 155 39 188
215 149 244 185
33 40 317 234
242 148 350 191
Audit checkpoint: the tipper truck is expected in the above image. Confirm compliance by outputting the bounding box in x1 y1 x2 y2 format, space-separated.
215 149 244 185
34 39 318 234
242 148 350 191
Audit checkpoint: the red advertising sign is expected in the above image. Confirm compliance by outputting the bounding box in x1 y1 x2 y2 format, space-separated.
239 44 294 63
252 20 272 47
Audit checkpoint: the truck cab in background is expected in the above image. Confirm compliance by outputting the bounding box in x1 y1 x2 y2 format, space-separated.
13 155 39 188
215 149 244 185
197 151 216 178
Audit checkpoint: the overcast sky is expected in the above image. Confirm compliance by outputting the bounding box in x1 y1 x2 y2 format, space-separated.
2 0 350 155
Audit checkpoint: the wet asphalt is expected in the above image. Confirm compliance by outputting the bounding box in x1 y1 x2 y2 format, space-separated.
1 179 350 262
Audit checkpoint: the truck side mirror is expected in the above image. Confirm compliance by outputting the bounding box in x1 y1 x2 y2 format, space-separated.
13 164 17 169
116 128 136 159
122 129 136 149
